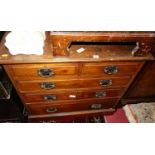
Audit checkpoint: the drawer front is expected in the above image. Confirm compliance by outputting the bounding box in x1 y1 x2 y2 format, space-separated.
81 62 142 76
28 110 115 122
23 91 79 102
10 63 78 79
17 76 131 93
79 76 131 88
17 79 79 92
22 88 124 103
26 98 119 115
17 77 131 92
79 88 124 99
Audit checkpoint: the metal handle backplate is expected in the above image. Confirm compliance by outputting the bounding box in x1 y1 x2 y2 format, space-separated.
41 82 55 89
46 107 57 113
91 104 102 110
38 68 55 77
95 92 106 98
104 66 118 75
100 80 112 87
44 95 57 101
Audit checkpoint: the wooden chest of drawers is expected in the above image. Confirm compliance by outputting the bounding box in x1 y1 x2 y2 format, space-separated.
4 61 144 121
1 31 155 122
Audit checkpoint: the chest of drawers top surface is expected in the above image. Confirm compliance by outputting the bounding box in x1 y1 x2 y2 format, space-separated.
0 31 155 64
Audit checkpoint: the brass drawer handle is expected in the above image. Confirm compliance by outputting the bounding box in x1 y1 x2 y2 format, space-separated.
38 68 55 77
44 95 57 101
100 80 112 87
41 82 55 89
104 66 118 75
91 104 102 109
95 92 106 98
46 107 57 113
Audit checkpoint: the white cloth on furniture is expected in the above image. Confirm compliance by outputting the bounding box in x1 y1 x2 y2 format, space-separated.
5 31 45 55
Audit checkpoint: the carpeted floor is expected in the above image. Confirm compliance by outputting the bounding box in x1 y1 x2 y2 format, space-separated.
123 102 155 123
104 108 129 123
104 102 155 123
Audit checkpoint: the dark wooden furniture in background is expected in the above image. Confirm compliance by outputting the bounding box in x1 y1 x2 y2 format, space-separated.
0 31 155 122
122 61 155 104
0 65 26 122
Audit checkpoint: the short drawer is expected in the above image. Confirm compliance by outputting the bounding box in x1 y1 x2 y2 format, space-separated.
81 62 142 76
17 77 131 92
22 88 124 103
10 63 78 79
26 98 119 115
16 79 79 92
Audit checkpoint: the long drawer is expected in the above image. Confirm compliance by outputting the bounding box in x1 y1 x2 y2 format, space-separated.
28 109 115 122
81 62 142 76
8 63 79 80
26 98 119 115
22 88 124 103
16 76 131 92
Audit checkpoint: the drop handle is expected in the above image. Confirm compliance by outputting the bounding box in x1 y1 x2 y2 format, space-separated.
44 95 57 101
99 80 112 87
104 66 118 74
40 82 55 89
46 107 57 113
95 92 106 98
91 104 102 110
38 68 55 77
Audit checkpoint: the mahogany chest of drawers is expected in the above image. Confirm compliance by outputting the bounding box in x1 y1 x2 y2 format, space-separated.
1 31 155 122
